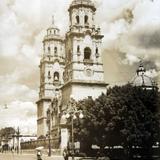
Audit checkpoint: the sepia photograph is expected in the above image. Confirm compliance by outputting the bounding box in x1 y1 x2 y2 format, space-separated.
0 0 160 160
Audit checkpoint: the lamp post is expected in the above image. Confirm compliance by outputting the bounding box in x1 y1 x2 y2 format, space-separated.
16 127 20 154
62 95 84 160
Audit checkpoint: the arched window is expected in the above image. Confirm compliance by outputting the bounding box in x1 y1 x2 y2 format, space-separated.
96 47 99 58
77 45 80 53
76 15 80 24
84 47 91 60
54 30 56 34
48 71 51 79
96 47 98 54
54 72 59 81
48 46 50 53
54 47 57 55
84 15 88 24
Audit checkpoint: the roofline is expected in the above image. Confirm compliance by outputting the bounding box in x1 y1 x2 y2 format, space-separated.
68 3 96 12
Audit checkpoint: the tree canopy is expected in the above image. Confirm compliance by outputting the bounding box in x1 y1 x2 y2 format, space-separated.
73 84 160 157
0 127 15 142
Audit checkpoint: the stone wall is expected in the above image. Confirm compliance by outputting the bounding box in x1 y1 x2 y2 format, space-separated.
21 138 60 150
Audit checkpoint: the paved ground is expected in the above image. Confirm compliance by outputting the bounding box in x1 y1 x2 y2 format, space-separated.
0 153 64 160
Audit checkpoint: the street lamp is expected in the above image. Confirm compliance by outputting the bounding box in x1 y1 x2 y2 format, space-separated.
62 95 84 160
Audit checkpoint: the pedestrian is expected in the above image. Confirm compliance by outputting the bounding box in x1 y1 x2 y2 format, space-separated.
63 148 69 160
37 150 42 160
11 147 14 154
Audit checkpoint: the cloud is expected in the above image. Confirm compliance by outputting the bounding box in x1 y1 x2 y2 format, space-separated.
96 0 160 86
0 101 36 135
131 28 160 49
0 0 71 134
0 66 38 106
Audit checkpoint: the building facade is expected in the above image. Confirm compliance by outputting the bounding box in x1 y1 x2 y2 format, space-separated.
36 20 65 137
37 0 107 148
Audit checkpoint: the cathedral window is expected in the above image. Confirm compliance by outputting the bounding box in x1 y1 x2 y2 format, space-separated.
77 45 80 53
48 71 51 79
96 47 99 58
84 47 91 60
54 72 59 81
84 15 88 24
48 46 50 53
76 15 80 24
54 47 57 55
96 47 98 54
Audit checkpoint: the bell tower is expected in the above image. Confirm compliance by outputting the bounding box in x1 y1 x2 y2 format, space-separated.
62 0 107 105
37 17 65 137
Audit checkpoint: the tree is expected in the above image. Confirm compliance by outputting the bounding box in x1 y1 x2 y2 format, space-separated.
74 84 160 159
0 127 15 143
74 97 95 152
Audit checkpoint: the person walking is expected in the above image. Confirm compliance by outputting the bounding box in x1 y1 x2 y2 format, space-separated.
37 150 42 160
63 148 69 160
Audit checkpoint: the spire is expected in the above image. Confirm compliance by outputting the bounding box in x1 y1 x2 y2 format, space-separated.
137 60 146 76
49 15 58 29
45 16 60 37
52 15 54 26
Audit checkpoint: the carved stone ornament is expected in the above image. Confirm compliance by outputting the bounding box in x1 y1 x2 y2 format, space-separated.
85 67 93 77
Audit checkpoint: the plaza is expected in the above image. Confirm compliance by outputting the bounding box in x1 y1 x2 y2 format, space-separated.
0 153 63 160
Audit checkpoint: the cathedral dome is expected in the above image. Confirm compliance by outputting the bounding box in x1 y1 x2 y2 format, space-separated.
133 75 153 87
131 62 156 89
47 24 60 33
43 17 63 42
69 0 96 11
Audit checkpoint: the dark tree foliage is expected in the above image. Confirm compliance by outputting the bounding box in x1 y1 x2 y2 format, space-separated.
74 97 95 152
0 127 15 141
74 84 160 158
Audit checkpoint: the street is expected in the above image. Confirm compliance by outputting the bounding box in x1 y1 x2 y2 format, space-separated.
0 153 64 160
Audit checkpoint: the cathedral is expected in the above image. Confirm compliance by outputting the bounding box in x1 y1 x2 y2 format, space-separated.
36 0 158 150
36 0 107 148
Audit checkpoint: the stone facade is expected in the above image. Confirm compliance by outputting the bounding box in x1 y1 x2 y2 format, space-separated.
37 0 108 146
62 0 106 105
37 21 65 137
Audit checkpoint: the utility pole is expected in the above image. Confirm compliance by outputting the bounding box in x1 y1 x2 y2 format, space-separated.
16 127 20 154
12 135 15 150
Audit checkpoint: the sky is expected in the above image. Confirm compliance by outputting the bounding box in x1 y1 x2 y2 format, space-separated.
0 0 160 135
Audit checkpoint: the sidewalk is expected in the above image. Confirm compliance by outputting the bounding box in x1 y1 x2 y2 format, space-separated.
43 155 64 160
42 155 83 160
